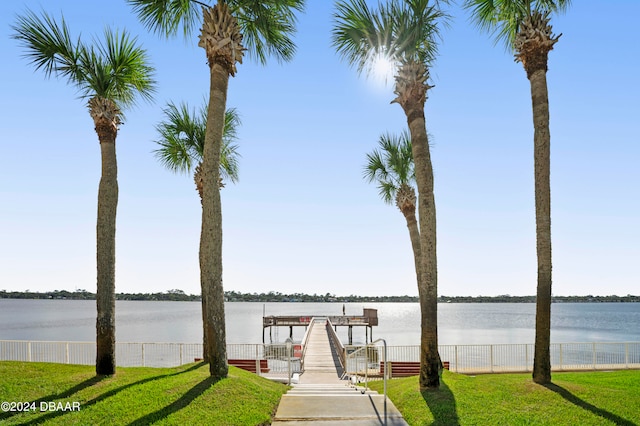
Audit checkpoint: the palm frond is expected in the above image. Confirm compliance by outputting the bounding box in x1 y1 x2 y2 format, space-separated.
364 130 415 205
378 181 397 205
127 0 203 39
13 9 156 115
100 28 156 106
220 139 241 184
11 9 83 83
364 149 389 183
80 28 156 108
155 133 196 174
391 0 449 65
128 0 304 63
223 107 241 142
220 107 242 183
154 101 204 174
380 130 415 184
332 0 393 76
154 101 241 182
332 0 447 78
229 0 305 64
463 0 571 49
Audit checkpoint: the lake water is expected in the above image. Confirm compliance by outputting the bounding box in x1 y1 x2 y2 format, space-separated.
1 300 639 346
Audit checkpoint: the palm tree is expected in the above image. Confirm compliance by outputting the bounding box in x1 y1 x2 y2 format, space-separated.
333 0 447 389
128 0 304 378
364 131 421 278
463 0 570 384
154 102 241 198
154 102 240 361
12 10 156 375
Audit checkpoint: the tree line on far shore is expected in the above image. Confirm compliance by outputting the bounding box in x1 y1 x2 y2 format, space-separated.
2 289 638 304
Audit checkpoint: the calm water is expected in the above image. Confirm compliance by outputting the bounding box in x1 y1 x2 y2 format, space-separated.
1 300 639 346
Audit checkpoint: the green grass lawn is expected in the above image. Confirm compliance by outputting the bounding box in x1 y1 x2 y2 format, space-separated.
368 369 640 425
2 362 639 425
0 361 288 425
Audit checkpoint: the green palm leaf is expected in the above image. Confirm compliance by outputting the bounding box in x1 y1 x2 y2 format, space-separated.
11 10 83 83
231 0 305 64
463 0 571 48
12 9 156 110
154 102 241 183
127 0 305 64
333 0 447 77
127 0 202 38
364 130 415 205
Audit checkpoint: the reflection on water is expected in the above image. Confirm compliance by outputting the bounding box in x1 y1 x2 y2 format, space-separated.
1 299 639 345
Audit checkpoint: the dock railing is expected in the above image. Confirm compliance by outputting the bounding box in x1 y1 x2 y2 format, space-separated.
2 340 639 375
297 317 317 373
345 339 388 424
227 342 302 383
325 318 346 371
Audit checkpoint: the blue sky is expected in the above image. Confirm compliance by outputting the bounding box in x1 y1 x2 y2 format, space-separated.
1 1 638 297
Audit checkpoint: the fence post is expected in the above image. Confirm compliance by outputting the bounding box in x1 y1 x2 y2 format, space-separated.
66 342 69 364
28 341 32 362
592 342 596 370
490 345 494 373
455 345 458 373
625 343 629 369
180 344 183 366
142 343 145 367
286 340 292 385
255 345 260 376
559 343 563 370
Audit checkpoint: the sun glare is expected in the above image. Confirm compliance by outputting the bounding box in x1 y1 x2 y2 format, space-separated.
370 52 396 89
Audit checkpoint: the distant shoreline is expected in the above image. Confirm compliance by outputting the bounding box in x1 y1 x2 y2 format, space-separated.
1 290 639 303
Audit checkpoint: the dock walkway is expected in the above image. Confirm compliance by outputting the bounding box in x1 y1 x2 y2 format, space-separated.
273 319 407 425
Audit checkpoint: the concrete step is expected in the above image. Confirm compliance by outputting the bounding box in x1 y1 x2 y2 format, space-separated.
291 384 359 389
287 384 378 396
287 390 377 396
273 393 407 425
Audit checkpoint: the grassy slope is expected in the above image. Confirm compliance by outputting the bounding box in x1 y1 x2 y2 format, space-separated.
3 362 639 425
368 370 640 425
0 361 288 425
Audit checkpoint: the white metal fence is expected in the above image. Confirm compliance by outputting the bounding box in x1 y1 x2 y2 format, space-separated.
2 340 639 375
345 342 640 374
0 340 302 379
0 340 203 368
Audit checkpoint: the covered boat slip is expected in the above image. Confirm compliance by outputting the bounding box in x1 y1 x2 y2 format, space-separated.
262 308 378 344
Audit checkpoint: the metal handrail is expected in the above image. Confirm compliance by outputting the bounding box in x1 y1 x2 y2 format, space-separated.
325 318 346 371
298 317 317 373
346 338 388 424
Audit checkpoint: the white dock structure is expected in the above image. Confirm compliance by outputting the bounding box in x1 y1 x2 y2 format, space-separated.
272 317 408 425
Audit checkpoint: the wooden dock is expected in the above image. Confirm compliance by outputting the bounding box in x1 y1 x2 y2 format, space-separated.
263 308 378 344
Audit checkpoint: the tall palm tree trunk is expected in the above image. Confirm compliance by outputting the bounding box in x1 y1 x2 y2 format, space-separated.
393 60 440 390
402 207 422 279
200 62 229 379
197 0 244 379
94 106 119 376
530 68 552 384
394 60 439 390
410 118 439 390
514 11 559 385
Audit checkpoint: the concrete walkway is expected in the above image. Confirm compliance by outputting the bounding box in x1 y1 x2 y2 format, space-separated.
273 319 408 425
